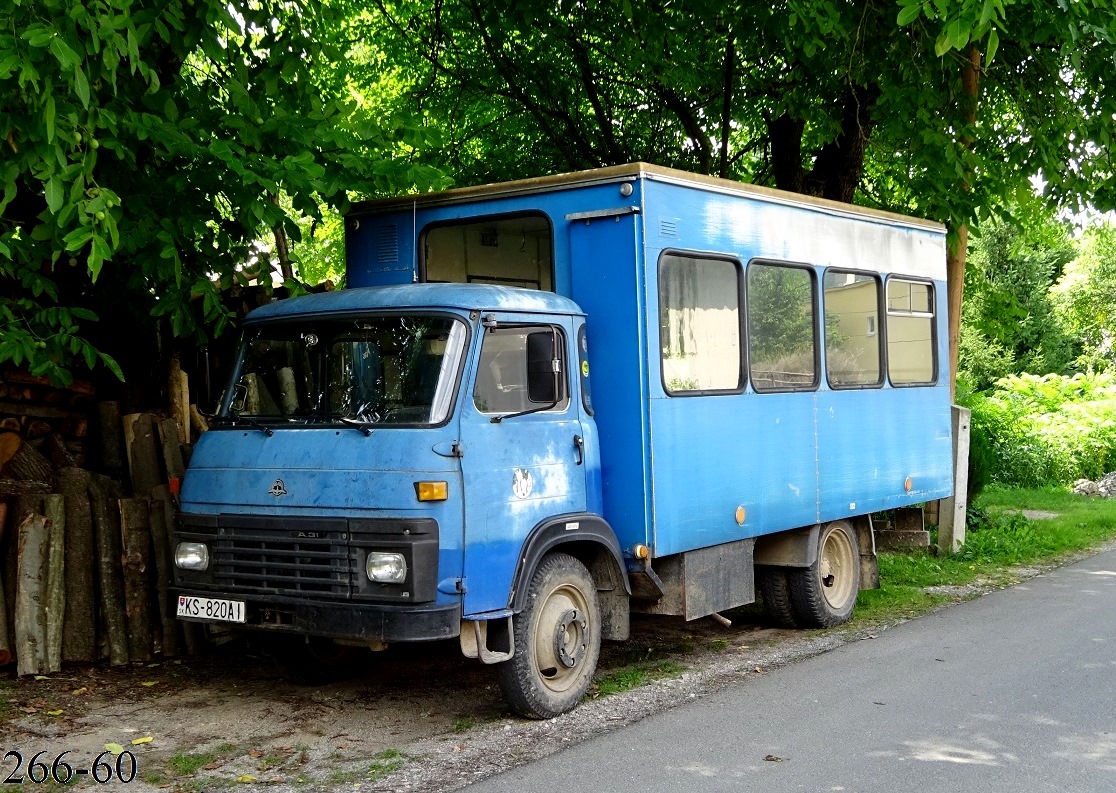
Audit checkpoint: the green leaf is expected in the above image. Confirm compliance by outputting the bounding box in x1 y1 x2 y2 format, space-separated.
74 67 90 109
44 94 56 143
45 176 64 213
897 4 923 26
934 30 952 57
49 38 82 70
985 27 1000 64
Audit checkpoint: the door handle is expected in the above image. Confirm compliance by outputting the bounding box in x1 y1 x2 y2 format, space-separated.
573 434 584 466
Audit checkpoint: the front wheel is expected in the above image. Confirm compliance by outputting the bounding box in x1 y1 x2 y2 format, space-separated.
497 552 601 719
787 520 860 628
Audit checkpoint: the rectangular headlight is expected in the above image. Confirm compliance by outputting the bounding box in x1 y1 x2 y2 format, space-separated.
366 551 407 583
175 542 210 571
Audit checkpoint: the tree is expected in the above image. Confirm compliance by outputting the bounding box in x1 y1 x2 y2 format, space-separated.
371 0 1116 388
1051 222 1116 372
1 0 446 386
958 201 1076 390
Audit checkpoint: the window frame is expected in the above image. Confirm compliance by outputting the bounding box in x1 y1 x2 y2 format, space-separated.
884 275 939 387
472 323 571 416
656 249 747 397
821 267 886 391
745 259 821 394
418 211 555 290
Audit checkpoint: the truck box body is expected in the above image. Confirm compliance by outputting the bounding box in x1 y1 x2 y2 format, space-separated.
345 164 952 561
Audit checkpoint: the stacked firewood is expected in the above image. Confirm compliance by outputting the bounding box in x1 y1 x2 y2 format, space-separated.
0 357 208 675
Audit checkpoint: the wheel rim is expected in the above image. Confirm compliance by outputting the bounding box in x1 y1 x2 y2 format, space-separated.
819 525 856 610
532 582 592 694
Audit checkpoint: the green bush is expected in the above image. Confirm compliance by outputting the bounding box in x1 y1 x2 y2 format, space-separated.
963 372 1116 489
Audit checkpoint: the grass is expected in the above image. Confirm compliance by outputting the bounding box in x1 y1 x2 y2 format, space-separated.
368 749 406 780
854 487 1116 623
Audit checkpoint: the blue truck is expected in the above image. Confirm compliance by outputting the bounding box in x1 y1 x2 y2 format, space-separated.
173 163 953 718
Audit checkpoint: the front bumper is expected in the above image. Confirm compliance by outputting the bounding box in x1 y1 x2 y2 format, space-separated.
177 592 460 641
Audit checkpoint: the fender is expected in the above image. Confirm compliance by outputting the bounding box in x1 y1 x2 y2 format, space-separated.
507 513 631 612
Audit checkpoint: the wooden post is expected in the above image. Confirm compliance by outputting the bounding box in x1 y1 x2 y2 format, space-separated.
938 406 972 555
88 475 129 666
119 498 153 662
96 401 125 479
58 468 97 662
0 435 56 489
189 405 210 435
149 487 179 657
128 414 162 499
169 356 190 446
6 494 42 654
158 418 186 482
43 494 65 673
14 514 49 676
0 502 10 666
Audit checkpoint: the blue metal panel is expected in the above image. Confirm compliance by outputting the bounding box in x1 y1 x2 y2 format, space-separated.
566 213 652 554
457 314 589 616
347 181 646 296
180 425 465 607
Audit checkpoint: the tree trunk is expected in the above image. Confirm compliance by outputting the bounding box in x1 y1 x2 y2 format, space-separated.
14 514 49 676
948 45 982 398
43 494 65 673
58 468 97 662
128 414 163 499
88 475 129 666
119 498 153 662
149 487 179 657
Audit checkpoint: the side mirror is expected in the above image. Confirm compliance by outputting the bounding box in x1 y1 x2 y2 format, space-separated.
526 331 560 404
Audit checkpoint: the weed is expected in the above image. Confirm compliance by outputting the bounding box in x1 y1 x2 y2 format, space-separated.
168 751 218 777
368 749 405 780
594 659 684 697
451 716 475 733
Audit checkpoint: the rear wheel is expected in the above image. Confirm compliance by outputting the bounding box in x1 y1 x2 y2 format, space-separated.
497 552 601 719
757 566 798 628
788 520 860 628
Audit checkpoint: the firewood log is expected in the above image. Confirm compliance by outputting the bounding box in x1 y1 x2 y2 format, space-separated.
14 514 49 676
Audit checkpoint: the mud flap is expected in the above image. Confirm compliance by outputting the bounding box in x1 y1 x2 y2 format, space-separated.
460 617 515 664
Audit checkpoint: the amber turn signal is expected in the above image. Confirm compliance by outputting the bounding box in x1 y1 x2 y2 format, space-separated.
414 481 449 501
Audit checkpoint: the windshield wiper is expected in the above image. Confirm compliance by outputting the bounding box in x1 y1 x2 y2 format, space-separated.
337 416 374 436
214 414 274 436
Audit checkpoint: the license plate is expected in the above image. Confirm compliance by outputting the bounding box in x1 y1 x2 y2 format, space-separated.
177 595 246 623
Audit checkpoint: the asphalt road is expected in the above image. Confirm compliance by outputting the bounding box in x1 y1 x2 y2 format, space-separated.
466 547 1116 793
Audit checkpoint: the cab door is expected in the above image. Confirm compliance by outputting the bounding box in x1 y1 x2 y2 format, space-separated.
458 315 588 615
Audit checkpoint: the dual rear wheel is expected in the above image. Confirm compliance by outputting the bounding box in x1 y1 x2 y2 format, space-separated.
759 520 861 629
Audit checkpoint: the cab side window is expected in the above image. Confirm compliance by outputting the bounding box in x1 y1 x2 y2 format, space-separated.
474 326 569 414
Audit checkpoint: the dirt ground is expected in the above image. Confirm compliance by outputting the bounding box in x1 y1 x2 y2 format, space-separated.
0 585 1001 793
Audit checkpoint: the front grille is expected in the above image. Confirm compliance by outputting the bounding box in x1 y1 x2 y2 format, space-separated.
215 528 352 598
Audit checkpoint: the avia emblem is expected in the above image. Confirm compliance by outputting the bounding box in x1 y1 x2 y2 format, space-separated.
512 468 533 499
268 479 287 497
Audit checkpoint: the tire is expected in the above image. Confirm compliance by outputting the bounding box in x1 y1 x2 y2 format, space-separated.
497 552 601 719
787 520 860 628
756 566 798 628
263 635 364 685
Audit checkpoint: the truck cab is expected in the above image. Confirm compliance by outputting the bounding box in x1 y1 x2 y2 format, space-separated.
176 284 627 717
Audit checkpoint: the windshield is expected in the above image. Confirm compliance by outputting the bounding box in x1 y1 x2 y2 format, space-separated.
222 315 467 426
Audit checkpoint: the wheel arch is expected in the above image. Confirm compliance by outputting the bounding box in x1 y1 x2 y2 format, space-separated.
508 513 630 641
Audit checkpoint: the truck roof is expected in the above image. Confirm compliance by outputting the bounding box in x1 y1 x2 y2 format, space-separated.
349 162 945 233
244 283 584 324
